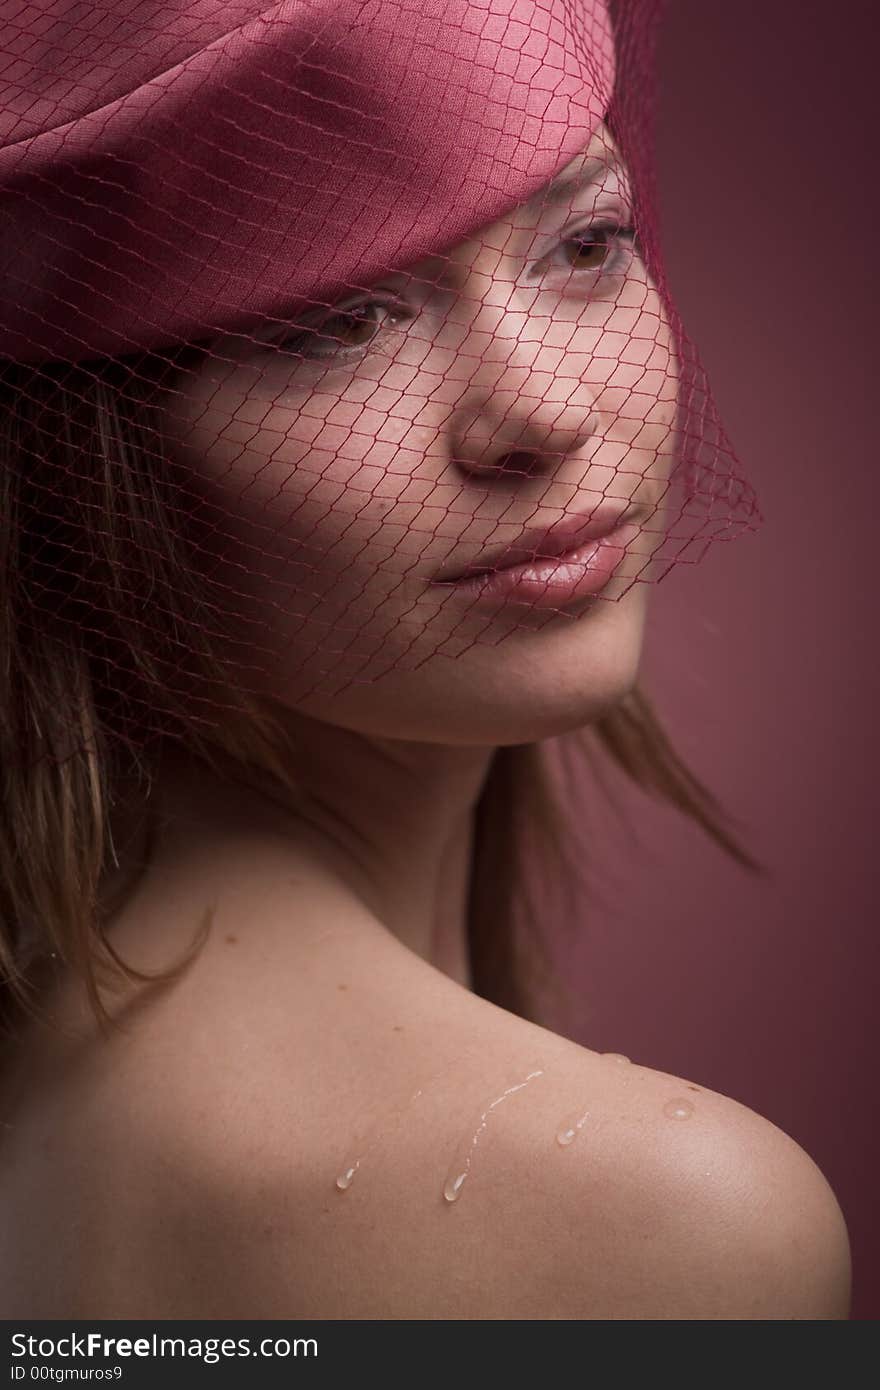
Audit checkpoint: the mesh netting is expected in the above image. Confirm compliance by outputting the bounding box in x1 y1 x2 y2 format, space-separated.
0 0 760 758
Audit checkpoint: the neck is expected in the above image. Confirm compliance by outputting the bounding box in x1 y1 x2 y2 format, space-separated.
142 715 496 990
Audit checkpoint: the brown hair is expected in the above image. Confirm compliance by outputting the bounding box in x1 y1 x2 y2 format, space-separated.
0 349 765 1039
468 695 765 1032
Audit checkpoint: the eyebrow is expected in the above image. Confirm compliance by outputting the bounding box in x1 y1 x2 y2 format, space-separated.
539 151 625 207
334 150 631 296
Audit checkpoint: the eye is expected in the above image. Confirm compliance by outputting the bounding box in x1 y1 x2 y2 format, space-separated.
556 220 638 275
270 301 399 360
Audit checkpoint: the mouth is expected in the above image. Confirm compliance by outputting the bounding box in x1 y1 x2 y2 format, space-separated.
431 501 643 585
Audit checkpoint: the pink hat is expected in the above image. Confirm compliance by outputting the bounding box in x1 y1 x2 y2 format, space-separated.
0 0 616 363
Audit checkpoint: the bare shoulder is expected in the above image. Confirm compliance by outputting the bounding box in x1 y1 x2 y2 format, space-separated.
137 978 850 1320
0 837 850 1320
101 911 849 1319
516 1052 853 1320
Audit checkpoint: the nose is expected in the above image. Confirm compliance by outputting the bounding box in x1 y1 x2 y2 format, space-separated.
449 367 599 484
441 248 600 484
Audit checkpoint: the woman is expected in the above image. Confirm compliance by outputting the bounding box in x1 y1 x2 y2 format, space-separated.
0 0 850 1317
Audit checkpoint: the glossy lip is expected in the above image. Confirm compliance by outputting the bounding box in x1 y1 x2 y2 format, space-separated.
431 502 640 584
430 516 645 610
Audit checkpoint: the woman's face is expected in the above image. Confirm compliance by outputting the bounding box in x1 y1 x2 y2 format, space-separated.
158 122 678 747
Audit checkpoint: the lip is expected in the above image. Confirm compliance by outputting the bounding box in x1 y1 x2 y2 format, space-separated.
430 514 644 610
431 502 640 584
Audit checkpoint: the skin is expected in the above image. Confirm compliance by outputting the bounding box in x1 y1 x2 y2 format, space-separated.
151 119 677 984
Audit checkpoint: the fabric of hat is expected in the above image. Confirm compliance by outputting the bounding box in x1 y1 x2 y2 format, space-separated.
0 0 615 362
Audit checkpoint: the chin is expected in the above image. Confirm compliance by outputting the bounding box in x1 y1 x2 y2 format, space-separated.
290 582 651 747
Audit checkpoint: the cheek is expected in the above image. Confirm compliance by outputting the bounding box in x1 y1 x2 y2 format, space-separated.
156 357 484 707
159 357 445 612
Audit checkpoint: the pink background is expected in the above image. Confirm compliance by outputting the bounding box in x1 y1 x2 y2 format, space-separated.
568 0 878 1319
